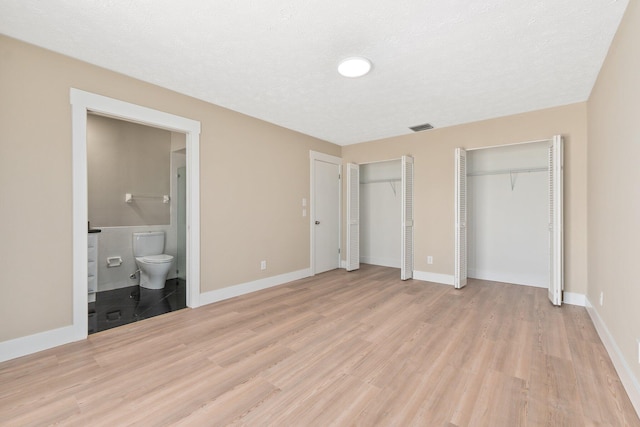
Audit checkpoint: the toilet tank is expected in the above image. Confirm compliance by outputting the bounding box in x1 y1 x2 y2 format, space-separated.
133 231 165 257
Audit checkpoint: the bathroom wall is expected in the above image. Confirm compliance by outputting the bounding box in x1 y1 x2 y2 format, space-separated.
94 135 186 292
87 114 171 227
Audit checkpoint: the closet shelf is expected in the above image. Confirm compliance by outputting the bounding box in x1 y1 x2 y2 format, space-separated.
467 167 548 177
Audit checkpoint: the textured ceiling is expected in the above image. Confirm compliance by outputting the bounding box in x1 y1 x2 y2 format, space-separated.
0 1 629 145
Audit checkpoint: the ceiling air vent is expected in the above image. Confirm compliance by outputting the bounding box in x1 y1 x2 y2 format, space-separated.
409 123 434 132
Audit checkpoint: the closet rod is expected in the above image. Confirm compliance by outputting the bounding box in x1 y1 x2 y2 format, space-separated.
467 167 548 177
360 178 401 184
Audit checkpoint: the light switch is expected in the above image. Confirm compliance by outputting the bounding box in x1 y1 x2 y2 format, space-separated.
302 198 307 207
303 208 307 217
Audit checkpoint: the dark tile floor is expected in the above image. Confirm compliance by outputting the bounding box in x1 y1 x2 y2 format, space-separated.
88 278 186 334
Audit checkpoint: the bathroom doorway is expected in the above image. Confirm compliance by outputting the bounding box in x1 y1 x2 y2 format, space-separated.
71 89 201 340
85 115 188 333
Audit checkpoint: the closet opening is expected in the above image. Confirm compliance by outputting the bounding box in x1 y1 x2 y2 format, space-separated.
346 156 414 280
455 136 563 305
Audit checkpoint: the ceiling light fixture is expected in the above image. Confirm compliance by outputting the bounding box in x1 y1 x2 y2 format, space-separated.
338 57 372 78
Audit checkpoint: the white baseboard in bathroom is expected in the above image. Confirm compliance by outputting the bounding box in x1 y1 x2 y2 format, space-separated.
413 270 455 286
199 268 312 307
0 325 79 363
563 292 586 307
585 298 640 417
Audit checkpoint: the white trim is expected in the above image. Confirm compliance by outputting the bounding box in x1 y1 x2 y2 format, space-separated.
309 151 342 275
70 89 202 345
562 292 586 307
413 270 455 286
199 269 312 306
0 326 76 363
465 138 552 151
467 269 547 289
341 260 347 269
309 151 341 165
359 256 401 269
586 298 640 417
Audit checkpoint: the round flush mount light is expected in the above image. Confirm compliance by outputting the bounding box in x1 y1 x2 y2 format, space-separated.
338 57 372 78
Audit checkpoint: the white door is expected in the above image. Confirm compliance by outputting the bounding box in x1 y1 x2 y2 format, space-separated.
346 163 360 271
548 135 564 305
401 156 414 280
313 159 341 274
454 148 468 289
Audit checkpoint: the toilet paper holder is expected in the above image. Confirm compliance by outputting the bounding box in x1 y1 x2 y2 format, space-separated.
106 256 123 268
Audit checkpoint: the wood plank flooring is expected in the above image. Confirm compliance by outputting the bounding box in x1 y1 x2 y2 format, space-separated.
1 264 638 426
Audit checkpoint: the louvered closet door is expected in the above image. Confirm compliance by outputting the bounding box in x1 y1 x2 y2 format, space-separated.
454 148 468 289
346 163 360 271
548 135 564 306
401 156 414 280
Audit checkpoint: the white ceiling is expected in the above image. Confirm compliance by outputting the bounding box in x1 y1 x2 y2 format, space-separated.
0 1 628 145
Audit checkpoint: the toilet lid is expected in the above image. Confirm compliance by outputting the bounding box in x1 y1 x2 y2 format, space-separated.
142 254 173 264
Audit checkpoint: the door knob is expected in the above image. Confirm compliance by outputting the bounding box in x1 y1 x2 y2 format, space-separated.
315 221 320 225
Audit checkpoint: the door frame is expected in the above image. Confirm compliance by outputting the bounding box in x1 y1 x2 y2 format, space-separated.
454 137 563 303
70 89 201 341
345 157 414 279
309 151 342 275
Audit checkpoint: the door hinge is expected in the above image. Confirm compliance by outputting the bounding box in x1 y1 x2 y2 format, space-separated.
338 248 341 254
338 174 341 180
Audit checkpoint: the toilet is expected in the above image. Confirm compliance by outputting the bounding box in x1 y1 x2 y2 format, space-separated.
132 231 174 290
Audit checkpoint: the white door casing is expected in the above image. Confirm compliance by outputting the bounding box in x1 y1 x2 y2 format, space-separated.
548 135 564 305
401 155 414 280
346 163 360 271
454 148 468 289
71 89 201 341
310 151 341 275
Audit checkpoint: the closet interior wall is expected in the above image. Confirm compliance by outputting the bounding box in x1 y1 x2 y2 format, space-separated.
359 160 402 268
467 142 549 287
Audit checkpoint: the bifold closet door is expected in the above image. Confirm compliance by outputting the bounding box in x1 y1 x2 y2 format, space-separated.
401 155 414 280
454 148 468 289
346 163 360 271
548 135 564 306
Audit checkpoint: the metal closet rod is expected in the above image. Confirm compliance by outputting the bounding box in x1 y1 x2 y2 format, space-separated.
467 167 548 177
359 178 401 184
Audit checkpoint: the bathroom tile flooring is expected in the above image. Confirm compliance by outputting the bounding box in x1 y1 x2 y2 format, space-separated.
88 278 186 334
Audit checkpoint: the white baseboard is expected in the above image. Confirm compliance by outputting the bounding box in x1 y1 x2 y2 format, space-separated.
0 325 79 363
563 292 586 307
467 269 546 288
359 256 401 269
585 297 640 417
199 268 312 306
413 270 454 286
340 260 347 269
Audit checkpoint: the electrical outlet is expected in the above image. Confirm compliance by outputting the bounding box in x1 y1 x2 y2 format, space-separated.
427 256 433 265
302 208 307 217
260 260 267 270
599 291 604 306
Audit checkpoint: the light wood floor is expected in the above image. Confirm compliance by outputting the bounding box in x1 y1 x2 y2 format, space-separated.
1 265 638 426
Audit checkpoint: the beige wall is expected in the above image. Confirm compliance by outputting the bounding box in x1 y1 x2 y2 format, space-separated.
88 114 171 227
342 103 588 295
0 35 340 342
587 0 640 383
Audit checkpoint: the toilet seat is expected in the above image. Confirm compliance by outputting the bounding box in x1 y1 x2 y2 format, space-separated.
139 254 173 264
